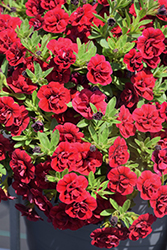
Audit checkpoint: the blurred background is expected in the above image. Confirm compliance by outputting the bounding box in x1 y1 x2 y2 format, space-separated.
0 200 29 250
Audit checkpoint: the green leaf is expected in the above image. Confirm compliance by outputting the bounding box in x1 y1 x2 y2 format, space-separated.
145 136 161 148
122 199 131 212
38 132 50 152
137 99 145 108
50 129 60 153
99 180 109 191
0 164 6 175
26 68 36 79
77 119 90 128
90 103 98 114
98 126 109 146
61 168 69 177
88 124 98 143
109 198 119 210
12 136 27 141
100 209 113 216
100 38 109 49
105 97 116 117
46 175 58 182
14 142 25 148
121 217 130 228
1 58 8 77
88 171 95 187
0 72 8 91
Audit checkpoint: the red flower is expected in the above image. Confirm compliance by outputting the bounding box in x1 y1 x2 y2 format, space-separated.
43 7 69 33
25 0 45 16
45 59 71 84
53 108 81 125
5 105 30 136
47 38 78 71
118 82 139 109
29 15 44 31
6 41 26 66
131 70 156 100
109 136 130 168
53 122 84 143
159 102 167 122
30 189 53 219
10 149 35 184
69 4 100 32
90 227 120 249
87 54 113 86
41 0 66 10
107 166 137 195
0 97 20 127
132 104 164 133
56 173 88 204
37 81 71 114
65 193 97 220
72 142 103 175
0 29 18 54
7 68 37 94
137 27 165 59
97 0 110 6
15 204 42 221
72 89 107 120
151 148 167 176
150 186 167 218
51 142 78 172
123 49 143 72
0 14 22 31
116 105 136 138
0 134 11 160
137 170 161 200
50 203 85 230
35 161 56 190
129 213 156 241
142 56 161 69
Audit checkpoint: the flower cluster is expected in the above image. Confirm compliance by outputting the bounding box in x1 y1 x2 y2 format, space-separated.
0 0 167 248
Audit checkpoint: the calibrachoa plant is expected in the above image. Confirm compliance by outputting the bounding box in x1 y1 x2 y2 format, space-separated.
0 0 167 248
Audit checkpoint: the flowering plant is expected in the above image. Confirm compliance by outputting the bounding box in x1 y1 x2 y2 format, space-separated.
0 0 167 248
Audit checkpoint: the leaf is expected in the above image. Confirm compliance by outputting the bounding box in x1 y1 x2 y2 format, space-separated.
98 126 109 146
38 132 50 152
145 136 161 147
121 217 130 228
1 58 8 77
77 119 89 128
122 199 131 212
12 136 27 141
109 198 119 210
88 124 98 143
99 180 109 190
100 209 113 216
100 38 109 49
61 168 69 177
50 129 60 152
0 164 6 175
88 171 95 187
105 97 116 117
46 175 58 182
90 103 98 114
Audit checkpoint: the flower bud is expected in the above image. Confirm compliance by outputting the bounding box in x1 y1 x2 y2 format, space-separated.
110 215 118 227
92 111 103 120
32 120 44 132
107 18 116 27
158 5 167 16
90 145 96 152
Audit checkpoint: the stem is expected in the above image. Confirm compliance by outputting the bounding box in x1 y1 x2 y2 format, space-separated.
73 66 87 71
